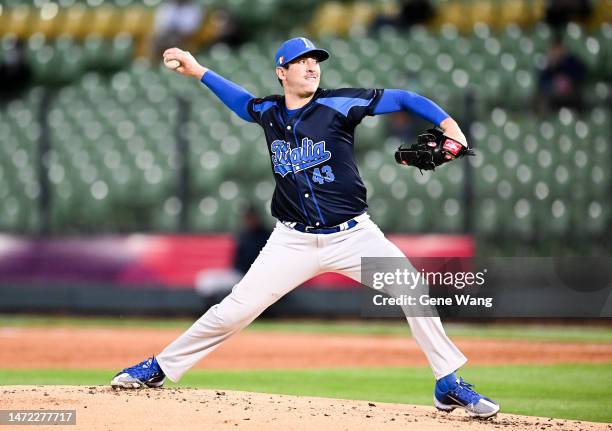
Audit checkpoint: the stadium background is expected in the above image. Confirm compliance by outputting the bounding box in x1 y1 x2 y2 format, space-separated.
0 0 610 428
0 0 610 311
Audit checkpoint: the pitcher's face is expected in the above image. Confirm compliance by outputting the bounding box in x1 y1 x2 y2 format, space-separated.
277 56 321 97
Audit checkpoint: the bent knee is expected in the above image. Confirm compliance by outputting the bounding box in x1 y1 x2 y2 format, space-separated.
208 295 264 330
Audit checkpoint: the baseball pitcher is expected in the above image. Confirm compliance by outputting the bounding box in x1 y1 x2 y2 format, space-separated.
111 37 499 418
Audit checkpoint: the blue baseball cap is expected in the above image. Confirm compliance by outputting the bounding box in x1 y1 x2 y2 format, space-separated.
274 37 330 67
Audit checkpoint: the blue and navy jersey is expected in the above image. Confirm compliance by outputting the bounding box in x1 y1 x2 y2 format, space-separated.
247 87 383 228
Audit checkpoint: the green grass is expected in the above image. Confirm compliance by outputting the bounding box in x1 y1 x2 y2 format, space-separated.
1 364 611 423
252 321 612 343
0 314 611 343
0 315 195 329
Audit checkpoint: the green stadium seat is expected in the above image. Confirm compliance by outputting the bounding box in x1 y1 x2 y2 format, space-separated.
477 197 500 235
2 24 611 238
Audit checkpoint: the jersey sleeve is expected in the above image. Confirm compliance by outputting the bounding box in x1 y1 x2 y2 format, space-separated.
200 70 256 123
317 88 384 127
247 96 281 126
372 89 449 126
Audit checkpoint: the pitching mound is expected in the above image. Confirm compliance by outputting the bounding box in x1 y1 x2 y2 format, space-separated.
1 386 608 431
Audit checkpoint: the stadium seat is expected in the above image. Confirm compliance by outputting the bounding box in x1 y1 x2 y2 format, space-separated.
1 22 610 241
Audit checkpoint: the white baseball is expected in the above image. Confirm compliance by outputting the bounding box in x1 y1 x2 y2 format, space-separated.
164 58 181 70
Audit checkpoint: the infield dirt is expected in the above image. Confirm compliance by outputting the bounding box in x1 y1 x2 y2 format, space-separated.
2 326 611 430
2 386 610 431
1 327 611 369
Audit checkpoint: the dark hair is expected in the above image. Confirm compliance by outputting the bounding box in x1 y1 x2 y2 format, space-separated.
276 64 288 88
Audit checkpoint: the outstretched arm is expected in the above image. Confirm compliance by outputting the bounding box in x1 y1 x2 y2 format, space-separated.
373 89 468 147
163 47 255 123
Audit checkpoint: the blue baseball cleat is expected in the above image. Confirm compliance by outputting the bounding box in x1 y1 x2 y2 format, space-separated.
434 376 500 418
111 357 165 389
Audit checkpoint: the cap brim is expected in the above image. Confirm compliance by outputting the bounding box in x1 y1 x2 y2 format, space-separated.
280 48 330 66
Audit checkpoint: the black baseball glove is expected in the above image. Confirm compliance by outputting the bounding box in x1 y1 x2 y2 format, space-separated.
395 127 475 172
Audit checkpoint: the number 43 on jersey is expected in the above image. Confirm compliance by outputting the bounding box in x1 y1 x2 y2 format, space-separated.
312 165 335 184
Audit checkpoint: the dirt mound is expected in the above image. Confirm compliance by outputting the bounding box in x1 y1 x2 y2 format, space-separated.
1 386 608 431
1 327 611 369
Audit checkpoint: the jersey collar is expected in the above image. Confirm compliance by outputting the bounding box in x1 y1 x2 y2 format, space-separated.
280 88 324 116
